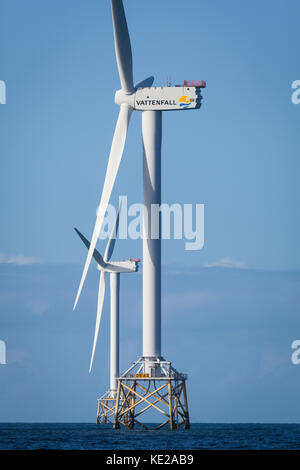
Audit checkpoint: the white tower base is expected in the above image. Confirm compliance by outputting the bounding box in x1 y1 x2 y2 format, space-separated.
142 110 162 363
96 272 121 424
110 272 120 393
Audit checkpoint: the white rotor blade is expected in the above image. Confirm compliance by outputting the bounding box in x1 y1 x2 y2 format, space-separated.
74 228 107 269
134 76 154 89
89 270 106 373
73 103 132 310
111 0 134 93
104 200 122 262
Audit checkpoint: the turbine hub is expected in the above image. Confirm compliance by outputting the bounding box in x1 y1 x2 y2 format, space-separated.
114 89 135 108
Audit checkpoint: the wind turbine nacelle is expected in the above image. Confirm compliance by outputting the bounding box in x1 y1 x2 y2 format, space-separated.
134 86 202 111
97 260 139 273
110 260 139 272
115 86 202 111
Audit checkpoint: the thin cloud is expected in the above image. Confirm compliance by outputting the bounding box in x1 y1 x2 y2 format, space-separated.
0 253 43 266
163 289 230 316
27 299 49 315
204 257 248 269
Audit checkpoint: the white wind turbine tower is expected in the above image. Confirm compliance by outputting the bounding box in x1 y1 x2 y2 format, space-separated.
74 205 139 423
73 0 205 430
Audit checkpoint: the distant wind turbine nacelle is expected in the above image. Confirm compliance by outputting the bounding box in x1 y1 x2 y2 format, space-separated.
98 259 139 273
74 227 138 274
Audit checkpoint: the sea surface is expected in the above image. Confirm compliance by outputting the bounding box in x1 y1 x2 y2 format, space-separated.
0 423 300 450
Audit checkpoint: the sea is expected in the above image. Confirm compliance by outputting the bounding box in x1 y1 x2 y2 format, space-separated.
0 423 299 450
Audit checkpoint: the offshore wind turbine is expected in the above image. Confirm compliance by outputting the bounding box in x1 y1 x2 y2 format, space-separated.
73 0 205 429
74 206 139 422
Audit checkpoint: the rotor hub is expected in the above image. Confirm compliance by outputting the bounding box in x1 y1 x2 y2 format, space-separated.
114 89 135 108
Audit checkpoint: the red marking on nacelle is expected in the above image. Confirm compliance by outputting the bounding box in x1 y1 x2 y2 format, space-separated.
184 80 206 88
130 258 141 263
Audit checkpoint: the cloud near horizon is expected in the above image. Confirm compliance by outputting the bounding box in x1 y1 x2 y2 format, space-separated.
204 257 248 269
0 253 43 266
0 262 299 422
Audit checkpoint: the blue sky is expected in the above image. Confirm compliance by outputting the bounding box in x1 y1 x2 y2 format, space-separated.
0 0 300 423
0 0 299 269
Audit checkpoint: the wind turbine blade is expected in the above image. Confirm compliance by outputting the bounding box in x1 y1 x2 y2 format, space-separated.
134 76 154 89
103 200 122 262
74 228 106 269
111 0 134 93
73 103 132 310
89 271 106 373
